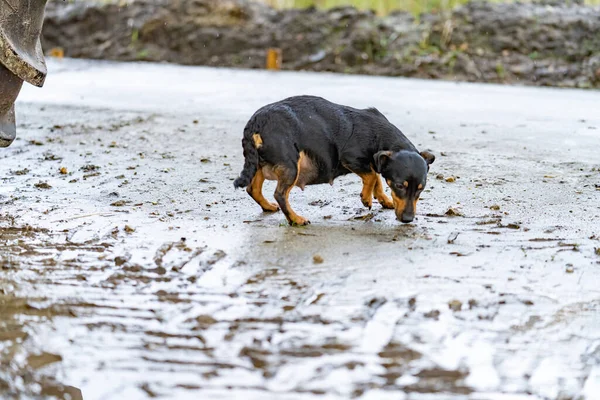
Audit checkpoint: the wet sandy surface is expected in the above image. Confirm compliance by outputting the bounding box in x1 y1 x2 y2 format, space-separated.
1 59 600 399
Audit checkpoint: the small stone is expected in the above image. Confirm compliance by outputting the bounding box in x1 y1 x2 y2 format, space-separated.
445 207 463 217
34 181 52 189
424 309 440 319
445 176 456 183
566 265 574 273
124 225 135 233
13 168 29 176
114 256 129 266
313 255 324 264
436 173 444 180
195 315 217 327
80 164 100 172
59 167 68 175
490 204 500 210
448 299 462 312
408 297 417 310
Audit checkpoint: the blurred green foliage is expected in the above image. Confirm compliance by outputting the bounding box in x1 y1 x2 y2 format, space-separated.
262 0 598 15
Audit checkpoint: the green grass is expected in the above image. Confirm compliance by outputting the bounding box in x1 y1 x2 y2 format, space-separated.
261 0 600 16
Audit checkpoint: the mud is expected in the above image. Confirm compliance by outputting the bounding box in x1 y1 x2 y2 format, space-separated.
41 0 600 89
1 59 600 399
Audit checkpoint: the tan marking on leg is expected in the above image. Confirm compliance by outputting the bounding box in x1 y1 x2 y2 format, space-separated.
252 133 263 149
357 172 378 209
247 169 279 212
373 175 394 209
274 160 310 226
282 183 310 225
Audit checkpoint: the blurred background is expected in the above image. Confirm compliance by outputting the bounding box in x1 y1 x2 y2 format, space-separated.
42 0 600 89
263 0 471 15
261 0 596 15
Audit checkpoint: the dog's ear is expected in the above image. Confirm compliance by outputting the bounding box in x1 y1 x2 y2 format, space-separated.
374 151 392 173
420 151 435 167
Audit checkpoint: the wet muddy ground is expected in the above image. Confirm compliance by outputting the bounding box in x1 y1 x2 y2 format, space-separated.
1 59 600 399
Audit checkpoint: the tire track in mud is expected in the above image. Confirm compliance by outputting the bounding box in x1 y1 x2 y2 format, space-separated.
0 217 475 398
2 158 600 399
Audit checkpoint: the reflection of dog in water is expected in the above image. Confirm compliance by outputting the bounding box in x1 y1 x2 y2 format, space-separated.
234 95 435 225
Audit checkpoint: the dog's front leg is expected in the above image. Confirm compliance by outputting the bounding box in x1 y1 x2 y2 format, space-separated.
373 175 394 209
357 172 378 209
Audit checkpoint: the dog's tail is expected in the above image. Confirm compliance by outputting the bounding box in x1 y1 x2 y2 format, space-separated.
233 122 261 189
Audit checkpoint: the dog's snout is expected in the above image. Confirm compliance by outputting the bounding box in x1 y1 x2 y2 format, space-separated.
395 210 414 223
400 215 414 223
393 197 417 224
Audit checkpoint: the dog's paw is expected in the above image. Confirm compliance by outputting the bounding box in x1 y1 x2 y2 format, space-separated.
290 216 311 226
379 197 394 209
262 202 280 212
361 196 373 210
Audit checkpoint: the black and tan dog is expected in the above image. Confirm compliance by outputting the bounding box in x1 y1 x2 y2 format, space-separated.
234 95 434 225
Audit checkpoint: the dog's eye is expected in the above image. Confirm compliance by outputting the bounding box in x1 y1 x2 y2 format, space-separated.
395 183 406 190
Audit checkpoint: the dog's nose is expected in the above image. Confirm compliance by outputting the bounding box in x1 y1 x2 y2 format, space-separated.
399 214 414 223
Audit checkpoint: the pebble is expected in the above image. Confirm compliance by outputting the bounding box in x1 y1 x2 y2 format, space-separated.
448 299 462 311
566 265 574 273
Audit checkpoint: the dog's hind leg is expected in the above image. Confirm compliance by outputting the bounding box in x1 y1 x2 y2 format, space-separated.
247 168 279 212
373 174 394 209
274 162 310 226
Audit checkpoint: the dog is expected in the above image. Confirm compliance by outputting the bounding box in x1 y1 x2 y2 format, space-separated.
233 95 435 225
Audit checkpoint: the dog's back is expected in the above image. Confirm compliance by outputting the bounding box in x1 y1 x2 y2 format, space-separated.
246 96 350 141
244 95 396 153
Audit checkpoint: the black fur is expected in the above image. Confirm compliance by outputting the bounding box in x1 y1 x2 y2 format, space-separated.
234 95 435 223
233 121 261 188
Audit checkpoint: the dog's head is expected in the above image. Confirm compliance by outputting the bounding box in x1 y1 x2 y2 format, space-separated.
374 150 435 223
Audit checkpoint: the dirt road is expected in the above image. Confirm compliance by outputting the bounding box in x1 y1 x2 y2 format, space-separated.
1 59 599 399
